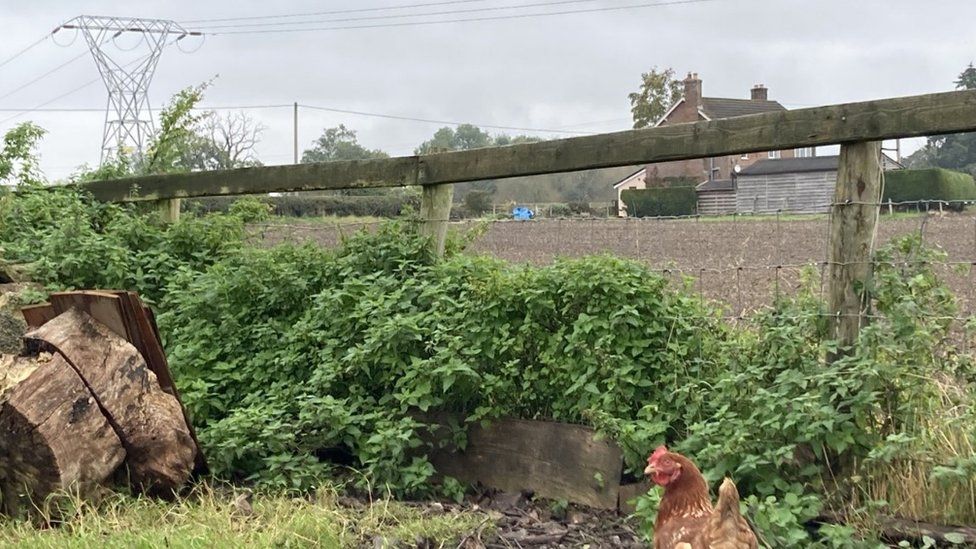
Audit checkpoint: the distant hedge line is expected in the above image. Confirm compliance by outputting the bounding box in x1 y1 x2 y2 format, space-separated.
883 168 976 209
620 186 698 217
187 194 419 218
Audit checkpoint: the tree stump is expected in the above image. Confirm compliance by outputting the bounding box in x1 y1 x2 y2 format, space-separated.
0 353 125 516
25 309 196 496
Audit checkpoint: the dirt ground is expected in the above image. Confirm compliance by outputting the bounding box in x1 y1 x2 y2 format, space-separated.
254 212 976 320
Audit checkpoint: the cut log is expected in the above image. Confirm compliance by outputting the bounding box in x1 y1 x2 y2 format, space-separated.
0 352 125 516
26 309 195 496
22 291 207 476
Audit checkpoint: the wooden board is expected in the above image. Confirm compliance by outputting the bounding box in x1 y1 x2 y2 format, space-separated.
427 418 623 509
617 481 651 515
20 303 56 328
76 89 976 202
48 291 129 340
26 310 196 495
0 353 125 516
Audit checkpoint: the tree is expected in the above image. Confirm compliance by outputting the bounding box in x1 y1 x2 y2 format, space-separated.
302 125 388 163
0 122 45 187
628 66 682 129
189 111 265 171
905 63 976 176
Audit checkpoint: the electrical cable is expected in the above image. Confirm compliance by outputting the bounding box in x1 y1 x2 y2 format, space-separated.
180 0 489 24
202 0 719 35
191 0 598 30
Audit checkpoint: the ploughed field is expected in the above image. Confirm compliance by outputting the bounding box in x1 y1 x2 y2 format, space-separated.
254 212 976 319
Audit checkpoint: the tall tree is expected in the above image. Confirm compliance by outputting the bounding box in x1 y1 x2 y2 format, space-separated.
905 63 976 176
302 125 388 163
415 125 543 198
190 111 265 170
628 66 682 129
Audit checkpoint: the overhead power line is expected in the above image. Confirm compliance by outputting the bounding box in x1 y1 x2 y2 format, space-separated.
0 30 58 70
192 0 598 30
299 103 590 135
0 51 89 102
180 0 488 24
202 0 719 34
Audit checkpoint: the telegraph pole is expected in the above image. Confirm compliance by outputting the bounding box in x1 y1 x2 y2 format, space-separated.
58 16 201 163
293 102 299 164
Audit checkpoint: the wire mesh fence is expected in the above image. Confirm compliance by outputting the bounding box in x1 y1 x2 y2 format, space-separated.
249 201 976 334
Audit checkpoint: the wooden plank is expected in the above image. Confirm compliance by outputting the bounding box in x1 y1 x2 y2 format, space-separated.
48 291 129 340
75 90 976 202
427 418 623 509
617 481 651 515
20 303 56 328
828 141 882 351
419 183 453 257
79 155 421 202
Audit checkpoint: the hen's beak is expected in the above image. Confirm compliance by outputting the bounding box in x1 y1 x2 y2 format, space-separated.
644 462 655 476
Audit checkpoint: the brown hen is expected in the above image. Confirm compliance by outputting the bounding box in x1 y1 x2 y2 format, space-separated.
644 446 758 549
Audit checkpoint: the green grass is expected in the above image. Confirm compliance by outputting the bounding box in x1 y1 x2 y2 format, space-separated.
0 484 488 548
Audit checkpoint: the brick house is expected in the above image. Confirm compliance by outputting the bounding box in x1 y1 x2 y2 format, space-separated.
616 73 815 216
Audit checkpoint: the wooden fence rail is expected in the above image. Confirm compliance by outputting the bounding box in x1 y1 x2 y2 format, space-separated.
77 88 976 352
80 89 976 203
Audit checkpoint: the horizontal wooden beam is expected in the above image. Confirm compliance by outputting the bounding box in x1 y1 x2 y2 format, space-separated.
81 89 976 202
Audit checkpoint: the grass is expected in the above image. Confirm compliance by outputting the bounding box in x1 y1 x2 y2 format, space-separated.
0 484 489 548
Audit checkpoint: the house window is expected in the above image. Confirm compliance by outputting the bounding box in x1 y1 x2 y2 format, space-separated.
768 150 781 159
795 147 814 158
740 153 749 160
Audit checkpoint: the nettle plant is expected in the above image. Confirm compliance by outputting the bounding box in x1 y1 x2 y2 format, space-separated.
0 177 972 545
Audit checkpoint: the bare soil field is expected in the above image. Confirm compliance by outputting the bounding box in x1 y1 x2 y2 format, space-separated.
254 212 976 319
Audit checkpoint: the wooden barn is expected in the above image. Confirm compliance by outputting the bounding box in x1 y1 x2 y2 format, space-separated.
695 178 736 215
733 155 903 214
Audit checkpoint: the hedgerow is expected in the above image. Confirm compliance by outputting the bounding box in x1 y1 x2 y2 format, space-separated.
0 180 973 546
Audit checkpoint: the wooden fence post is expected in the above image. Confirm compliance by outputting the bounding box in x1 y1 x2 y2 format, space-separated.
156 199 181 223
420 184 453 257
828 141 882 352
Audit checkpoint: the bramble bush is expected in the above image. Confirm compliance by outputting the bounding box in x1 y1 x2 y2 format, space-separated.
0 148 972 544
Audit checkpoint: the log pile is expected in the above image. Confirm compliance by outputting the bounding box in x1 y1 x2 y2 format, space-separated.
0 291 202 516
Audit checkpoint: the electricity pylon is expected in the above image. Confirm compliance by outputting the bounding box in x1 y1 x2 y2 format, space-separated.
58 16 200 163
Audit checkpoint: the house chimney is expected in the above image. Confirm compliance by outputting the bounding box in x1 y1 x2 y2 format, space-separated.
751 84 768 101
683 72 702 107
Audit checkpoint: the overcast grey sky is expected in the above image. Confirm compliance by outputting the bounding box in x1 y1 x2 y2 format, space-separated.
1 0 974 180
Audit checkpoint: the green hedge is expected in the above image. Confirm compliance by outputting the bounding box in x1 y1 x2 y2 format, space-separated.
188 194 419 218
883 168 976 209
621 186 698 217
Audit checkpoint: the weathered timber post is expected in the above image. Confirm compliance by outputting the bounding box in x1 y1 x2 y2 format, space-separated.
420 184 453 257
156 199 180 223
828 141 882 353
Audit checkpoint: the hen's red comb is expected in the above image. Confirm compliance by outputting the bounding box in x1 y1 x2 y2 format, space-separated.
649 445 669 463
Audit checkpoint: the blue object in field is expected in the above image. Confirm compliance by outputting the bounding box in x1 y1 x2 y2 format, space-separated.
512 206 534 220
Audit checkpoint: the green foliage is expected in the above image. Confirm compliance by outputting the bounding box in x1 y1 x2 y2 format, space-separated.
883 168 976 208
904 63 976 177
0 141 973 545
190 193 419 218
0 122 46 186
142 83 211 175
301 124 388 164
628 66 683 129
462 190 492 215
621 186 697 217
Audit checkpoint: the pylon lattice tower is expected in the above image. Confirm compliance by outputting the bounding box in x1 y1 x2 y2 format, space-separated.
59 16 199 163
